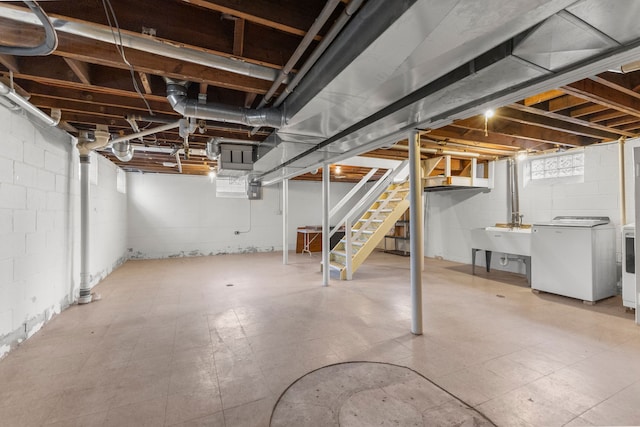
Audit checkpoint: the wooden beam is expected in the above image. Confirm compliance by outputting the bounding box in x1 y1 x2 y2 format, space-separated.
138 72 153 95
244 92 257 108
524 89 564 106
53 34 274 94
0 54 19 73
588 110 627 123
428 126 555 152
494 107 622 141
508 103 636 138
568 103 608 118
563 79 640 120
0 17 274 95
453 116 595 147
181 0 323 39
547 95 589 112
604 116 640 128
63 58 91 85
592 72 640 100
0 75 30 99
233 18 245 57
19 0 303 67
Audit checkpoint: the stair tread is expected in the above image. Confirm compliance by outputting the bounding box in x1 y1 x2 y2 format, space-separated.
340 240 364 245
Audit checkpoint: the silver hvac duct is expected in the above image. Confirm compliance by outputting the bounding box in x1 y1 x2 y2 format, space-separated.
508 158 522 228
206 137 258 161
272 0 366 108
166 80 284 129
76 126 110 305
0 80 59 126
206 138 220 160
0 4 279 82
0 1 58 56
112 141 134 162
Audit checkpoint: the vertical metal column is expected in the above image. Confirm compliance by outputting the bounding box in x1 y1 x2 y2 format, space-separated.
409 130 423 335
322 163 330 286
78 154 92 304
282 179 289 264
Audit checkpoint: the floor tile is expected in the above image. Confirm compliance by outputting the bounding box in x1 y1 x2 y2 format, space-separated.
1 252 638 427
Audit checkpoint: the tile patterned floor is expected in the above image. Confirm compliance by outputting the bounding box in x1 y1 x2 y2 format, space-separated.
0 251 638 426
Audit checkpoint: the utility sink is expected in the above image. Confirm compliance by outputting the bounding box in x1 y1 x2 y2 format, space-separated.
470 226 532 256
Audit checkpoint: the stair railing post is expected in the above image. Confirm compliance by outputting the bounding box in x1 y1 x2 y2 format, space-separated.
345 215 353 280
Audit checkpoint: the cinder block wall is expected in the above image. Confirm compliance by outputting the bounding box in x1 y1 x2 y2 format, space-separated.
126 173 359 258
0 108 127 358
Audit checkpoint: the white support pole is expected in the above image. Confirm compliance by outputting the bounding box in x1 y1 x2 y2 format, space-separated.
78 154 92 304
282 179 289 265
322 163 330 286
471 158 477 187
345 215 353 280
409 130 423 335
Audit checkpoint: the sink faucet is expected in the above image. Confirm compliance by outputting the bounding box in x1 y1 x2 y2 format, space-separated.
511 213 523 228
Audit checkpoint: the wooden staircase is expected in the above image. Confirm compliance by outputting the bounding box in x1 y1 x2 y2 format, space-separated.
328 180 410 280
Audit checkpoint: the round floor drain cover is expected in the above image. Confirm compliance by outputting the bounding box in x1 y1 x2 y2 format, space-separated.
270 362 494 426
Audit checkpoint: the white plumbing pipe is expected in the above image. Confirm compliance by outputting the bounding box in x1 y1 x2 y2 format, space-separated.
0 80 59 126
109 120 182 146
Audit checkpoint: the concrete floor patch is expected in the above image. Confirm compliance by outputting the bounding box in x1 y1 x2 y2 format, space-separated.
270 362 495 426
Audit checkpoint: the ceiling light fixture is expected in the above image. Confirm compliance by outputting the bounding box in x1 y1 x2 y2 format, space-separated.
335 165 341 174
483 109 494 137
516 150 527 161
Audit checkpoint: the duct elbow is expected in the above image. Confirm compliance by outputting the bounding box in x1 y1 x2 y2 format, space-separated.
112 141 135 162
165 80 284 129
166 83 189 116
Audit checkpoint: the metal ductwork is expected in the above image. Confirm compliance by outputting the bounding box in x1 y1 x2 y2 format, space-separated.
0 80 59 126
166 81 284 129
112 140 134 162
206 138 220 160
0 1 58 56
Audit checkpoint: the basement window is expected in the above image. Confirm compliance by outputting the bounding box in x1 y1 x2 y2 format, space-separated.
530 152 584 181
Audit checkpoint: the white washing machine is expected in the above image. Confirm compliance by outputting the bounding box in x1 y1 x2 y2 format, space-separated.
531 216 616 303
622 223 636 309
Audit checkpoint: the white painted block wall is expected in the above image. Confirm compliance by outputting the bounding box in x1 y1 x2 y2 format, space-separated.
425 143 624 275
0 107 127 358
127 173 358 258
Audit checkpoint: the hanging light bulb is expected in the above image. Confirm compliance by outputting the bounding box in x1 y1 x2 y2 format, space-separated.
484 109 494 136
335 165 341 175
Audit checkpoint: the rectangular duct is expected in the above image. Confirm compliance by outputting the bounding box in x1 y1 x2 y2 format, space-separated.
219 144 254 173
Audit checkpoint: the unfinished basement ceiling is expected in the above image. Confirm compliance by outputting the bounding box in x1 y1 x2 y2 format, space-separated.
1 0 640 183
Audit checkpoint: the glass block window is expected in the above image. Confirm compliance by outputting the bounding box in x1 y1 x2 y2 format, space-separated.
530 152 584 181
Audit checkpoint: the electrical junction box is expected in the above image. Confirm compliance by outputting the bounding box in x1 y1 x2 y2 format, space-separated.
248 181 262 200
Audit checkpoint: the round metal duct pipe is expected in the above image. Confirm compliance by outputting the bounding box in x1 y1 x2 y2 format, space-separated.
206 138 220 160
112 141 134 162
